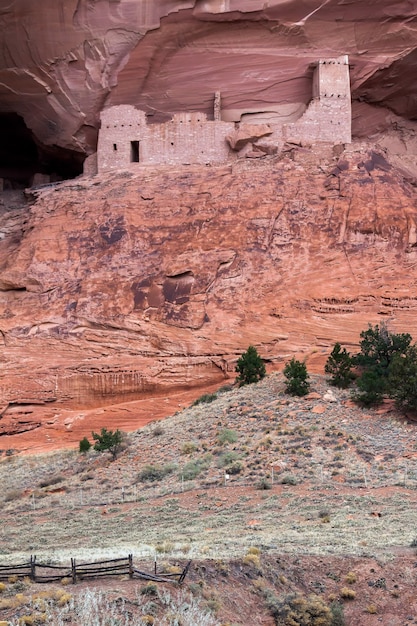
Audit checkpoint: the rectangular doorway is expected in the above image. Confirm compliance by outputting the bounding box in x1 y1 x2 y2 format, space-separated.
130 140 140 162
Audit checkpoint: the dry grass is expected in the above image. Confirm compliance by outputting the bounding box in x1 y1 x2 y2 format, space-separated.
1 373 417 566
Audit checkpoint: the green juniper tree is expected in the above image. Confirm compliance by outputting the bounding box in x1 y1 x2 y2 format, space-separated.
388 345 417 413
79 437 91 453
325 343 355 388
92 427 123 461
356 323 411 376
283 358 310 396
353 323 412 407
235 345 266 386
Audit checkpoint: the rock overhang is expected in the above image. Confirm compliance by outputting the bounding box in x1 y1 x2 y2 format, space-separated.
0 0 417 162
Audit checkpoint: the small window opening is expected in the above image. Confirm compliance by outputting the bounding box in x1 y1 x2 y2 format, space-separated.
113 143 117 151
130 140 140 162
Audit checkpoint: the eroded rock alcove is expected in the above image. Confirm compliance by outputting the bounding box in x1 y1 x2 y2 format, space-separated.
1 0 417 172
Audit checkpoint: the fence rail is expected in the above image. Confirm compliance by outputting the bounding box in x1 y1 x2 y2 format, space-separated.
0 555 191 585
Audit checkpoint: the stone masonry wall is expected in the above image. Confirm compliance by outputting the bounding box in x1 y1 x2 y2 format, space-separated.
96 56 351 173
285 55 351 144
97 107 235 172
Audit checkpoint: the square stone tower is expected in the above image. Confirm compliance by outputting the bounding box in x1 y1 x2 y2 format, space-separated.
284 55 351 145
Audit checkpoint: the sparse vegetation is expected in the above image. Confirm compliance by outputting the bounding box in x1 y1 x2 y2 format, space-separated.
217 429 238 445
192 393 218 406
137 463 175 482
181 441 198 455
217 451 240 468
263 591 333 626
344 571 356 584
181 455 212 480
243 552 261 569
256 477 272 490
1 369 417 624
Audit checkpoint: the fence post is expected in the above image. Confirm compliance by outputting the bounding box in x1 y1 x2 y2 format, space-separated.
128 554 133 579
30 555 36 582
71 558 76 584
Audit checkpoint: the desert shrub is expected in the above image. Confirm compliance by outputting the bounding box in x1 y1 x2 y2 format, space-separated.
257 477 272 490
79 437 91 453
217 451 239 468
152 425 164 437
281 474 298 485
4 489 23 502
39 475 65 489
138 464 175 483
217 429 238 445
225 461 243 475
318 509 331 520
339 587 356 600
283 358 310 396
330 601 345 626
140 583 159 597
192 393 217 406
235 345 266 386
181 442 198 455
92 427 123 460
243 553 261 569
155 542 174 554
344 571 356 584
264 591 333 626
325 343 355 388
217 384 234 394
181 455 212 480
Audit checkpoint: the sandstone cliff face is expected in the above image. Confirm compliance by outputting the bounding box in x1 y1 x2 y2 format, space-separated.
1 143 417 447
1 0 417 158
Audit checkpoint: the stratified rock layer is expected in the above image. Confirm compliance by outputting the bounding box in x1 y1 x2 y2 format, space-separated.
1 1 417 156
1 142 417 447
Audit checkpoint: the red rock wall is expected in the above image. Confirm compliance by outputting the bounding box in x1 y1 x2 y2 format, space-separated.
2 144 417 416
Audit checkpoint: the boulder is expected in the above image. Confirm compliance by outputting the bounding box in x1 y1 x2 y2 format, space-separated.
227 124 273 151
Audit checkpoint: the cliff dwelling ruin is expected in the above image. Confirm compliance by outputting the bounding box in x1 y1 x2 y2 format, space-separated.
95 55 351 174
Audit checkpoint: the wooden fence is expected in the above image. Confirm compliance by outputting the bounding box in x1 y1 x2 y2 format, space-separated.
0 555 191 585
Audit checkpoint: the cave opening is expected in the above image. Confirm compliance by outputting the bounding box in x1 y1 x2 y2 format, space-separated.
0 113 84 189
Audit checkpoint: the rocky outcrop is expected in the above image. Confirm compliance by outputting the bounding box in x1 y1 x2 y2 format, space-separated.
227 125 272 151
1 142 417 448
2 1 417 161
